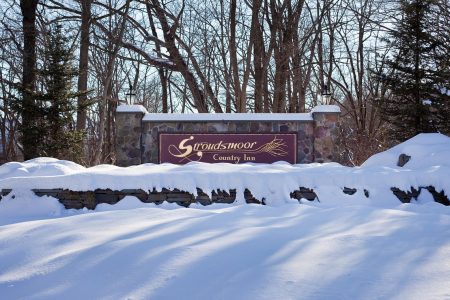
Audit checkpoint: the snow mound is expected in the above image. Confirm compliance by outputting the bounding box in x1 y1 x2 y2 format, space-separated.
362 133 450 169
0 190 67 225
95 196 153 211
0 157 85 178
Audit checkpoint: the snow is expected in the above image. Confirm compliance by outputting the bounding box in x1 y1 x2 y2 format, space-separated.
311 105 341 113
0 190 66 226
1 135 449 205
150 56 174 65
95 196 153 212
362 133 450 169
0 133 450 299
115 105 340 122
143 113 313 122
0 157 85 178
116 105 148 113
0 160 446 206
0 202 449 299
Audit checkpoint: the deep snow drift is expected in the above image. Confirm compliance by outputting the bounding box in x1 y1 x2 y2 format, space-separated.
0 133 449 300
0 203 449 300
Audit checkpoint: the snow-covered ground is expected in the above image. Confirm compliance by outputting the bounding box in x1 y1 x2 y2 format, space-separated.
0 133 449 299
0 202 449 300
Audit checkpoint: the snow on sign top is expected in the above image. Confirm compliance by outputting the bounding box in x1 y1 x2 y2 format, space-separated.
311 105 341 113
142 113 313 122
116 105 148 113
116 104 340 121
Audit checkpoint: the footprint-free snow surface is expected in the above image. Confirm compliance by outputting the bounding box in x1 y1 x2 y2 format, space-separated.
0 133 449 299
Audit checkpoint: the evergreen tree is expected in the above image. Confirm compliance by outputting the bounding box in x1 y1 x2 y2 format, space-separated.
37 23 87 160
432 0 450 135
14 22 91 162
377 0 450 142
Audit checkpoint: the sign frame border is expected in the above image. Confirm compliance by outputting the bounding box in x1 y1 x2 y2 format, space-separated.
158 132 298 164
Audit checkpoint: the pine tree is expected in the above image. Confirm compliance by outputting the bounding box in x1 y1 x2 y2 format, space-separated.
36 23 86 160
432 0 450 135
377 0 450 142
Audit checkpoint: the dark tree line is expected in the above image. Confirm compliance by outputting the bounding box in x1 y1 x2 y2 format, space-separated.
0 0 448 165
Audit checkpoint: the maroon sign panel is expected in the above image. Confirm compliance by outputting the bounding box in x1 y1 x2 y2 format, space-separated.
159 133 297 164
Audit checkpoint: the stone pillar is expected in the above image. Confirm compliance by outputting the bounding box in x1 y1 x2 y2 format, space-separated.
115 105 147 166
312 105 340 163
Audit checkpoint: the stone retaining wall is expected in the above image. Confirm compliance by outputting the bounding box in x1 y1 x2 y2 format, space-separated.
115 106 341 166
1 186 448 210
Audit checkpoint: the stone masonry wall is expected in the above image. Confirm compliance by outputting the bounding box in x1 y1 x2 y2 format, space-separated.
3 185 447 210
115 111 144 167
141 121 315 164
115 106 340 166
312 112 340 163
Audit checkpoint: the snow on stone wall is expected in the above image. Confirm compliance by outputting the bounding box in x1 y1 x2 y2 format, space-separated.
0 133 449 209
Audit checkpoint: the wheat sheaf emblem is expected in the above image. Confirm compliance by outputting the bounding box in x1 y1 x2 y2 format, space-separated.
254 137 288 156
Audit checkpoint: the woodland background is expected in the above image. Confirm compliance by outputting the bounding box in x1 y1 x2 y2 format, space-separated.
0 0 449 166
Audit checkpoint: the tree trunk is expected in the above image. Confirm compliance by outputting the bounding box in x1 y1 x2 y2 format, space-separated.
229 0 244 112
147 5 168 113
151 0 209 113
76 0 92 131
20 0 39 160
94 0 130 165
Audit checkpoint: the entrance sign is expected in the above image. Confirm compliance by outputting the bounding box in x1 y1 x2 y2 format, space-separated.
115 105 341 166
159 133 297 164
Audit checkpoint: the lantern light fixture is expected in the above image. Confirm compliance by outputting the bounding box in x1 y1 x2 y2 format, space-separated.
125 84 137 105
322 83 332 104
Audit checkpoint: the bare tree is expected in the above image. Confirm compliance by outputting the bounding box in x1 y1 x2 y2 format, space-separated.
329 0 393 164
76 0 92 131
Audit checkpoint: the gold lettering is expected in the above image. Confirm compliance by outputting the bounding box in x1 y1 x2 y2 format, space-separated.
244 154 256 161
174 137 259 158
173 136 194 158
